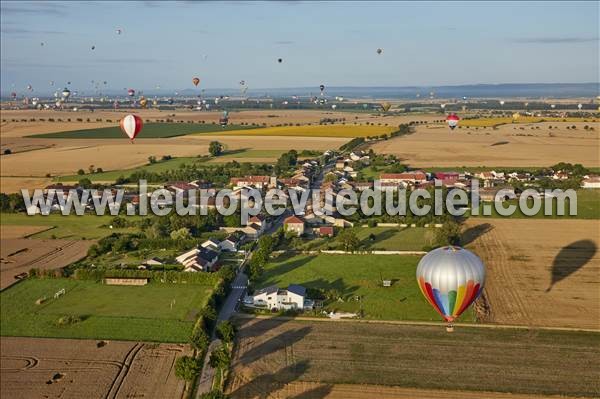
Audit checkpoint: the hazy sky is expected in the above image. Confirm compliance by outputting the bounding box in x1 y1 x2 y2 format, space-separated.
1 1 598 92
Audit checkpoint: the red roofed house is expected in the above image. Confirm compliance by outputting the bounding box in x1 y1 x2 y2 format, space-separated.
284 215 305 236
230 176 273 190
318 226 334 237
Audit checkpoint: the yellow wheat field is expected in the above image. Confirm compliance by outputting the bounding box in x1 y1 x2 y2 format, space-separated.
212 124 396 138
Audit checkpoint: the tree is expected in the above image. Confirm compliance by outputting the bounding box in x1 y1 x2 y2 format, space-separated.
209 141 224 156
209 344 231 370
435 220 462 247
170 227 191 240
190 327 210 352
77 169 85 175
148 155 157 164
216 321 235 343
200 391 230 399
337 229 360 252
78 177 92 188
3 148 11 155
174 356 200 381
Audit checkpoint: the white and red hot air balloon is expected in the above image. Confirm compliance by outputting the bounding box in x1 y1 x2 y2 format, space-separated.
120 114 143 142
446 113 460 130
127 88 135 97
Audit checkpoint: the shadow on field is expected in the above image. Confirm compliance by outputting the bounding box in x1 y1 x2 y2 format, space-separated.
230 360 310 398
239 326 312 365
262 255 317 284
288 384 334 399
363 228 396 248
546 239 597 292
234 316 291 338
461 222 493 246
221 148 249 156
302 277 360 301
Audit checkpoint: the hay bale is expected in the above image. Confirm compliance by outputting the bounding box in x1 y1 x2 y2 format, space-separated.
35 297 47 305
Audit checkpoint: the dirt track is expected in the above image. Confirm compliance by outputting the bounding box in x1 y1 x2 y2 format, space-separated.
464 218 600 330
0 238 92 290
0 337 190 399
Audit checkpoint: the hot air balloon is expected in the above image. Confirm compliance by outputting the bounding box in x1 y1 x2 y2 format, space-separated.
113 100 119 109
577 103 582 110
27 85 32 91
50 80 55 86
277 58 283 63
319 84 325 95
512 112 520 120
499 100 505 106
127 88 135 97
32 98 39 106
446 113 459 130
40 42 45 46
440 104 446 109
362 103 368 109
91 45 95 50
550 104 556 109
120 114 143 142
61 88 71 99
116 28 122 35
192 77 200 86
167 98 174 105
139 97 148 108
416 246 485 331
219 110 229 127
10 92 17 99
376 48 383 54
380 102 391 112
153 99 158 106
331 104 337 110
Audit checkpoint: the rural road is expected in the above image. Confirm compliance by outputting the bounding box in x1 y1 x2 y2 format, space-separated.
195 254 249 397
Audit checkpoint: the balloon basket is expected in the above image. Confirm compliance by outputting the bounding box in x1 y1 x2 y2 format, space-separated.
446 324 454 333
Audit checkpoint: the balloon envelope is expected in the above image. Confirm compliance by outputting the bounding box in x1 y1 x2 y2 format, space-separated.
416 246 485 322
192 77 200 86
446 113 459 129
120 114 143 141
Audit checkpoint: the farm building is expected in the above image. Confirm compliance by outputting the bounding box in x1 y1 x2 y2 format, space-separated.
246 284 309 311
284 215 305 236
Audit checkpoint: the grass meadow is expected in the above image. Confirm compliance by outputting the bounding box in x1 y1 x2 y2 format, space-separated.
0 278 214 342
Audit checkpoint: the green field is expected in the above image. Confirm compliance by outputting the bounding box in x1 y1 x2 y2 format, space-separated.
0 278 214 342
0 213 138 239
474 189 600 219
55 156 203 182
353 226 432 251
254 254 474 322
28 123 259 139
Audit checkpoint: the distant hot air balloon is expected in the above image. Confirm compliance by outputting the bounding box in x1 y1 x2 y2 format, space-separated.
192 77 200 86
153 99 158 106
362 103 368 109
446 113 459 130
499 100 505 106
10 92 17 99
120 114 143 142
167 98 174 105
219 110 229 127
116 28 122 35
550 104 556 109
277 58 283 63
319 84 325 95
380 102 391 112
61 88 71 99
577 103 582 110
27 85 32 91
331 104 337 110
376 48 383 54
127 88 135 97
91 45 95 50
50 80 55 86
512 112 520 120
417 246 485 331
139 97 148 108
113 100 119 109
440 104 446 109
40 42 45 46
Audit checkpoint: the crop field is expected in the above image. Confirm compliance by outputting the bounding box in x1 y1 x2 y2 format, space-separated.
0 213 137 239
226 318 600 398
217 124 396 138
460 116 598 127
254 254 473 322
28 122 259 139
371 121 600 167
463 218 600 329
0 278 215 342
1 337 190 399
0 238 93 290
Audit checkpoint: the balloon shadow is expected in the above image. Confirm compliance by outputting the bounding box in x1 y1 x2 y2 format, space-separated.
546 240 596 292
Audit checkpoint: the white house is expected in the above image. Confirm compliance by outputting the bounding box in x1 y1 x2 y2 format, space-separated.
176 247 219 272
582 175 600 189
219 235 242 252
201 238 221 252
249 284 307 311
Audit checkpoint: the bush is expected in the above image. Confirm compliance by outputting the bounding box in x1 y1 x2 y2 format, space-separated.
174 356 200 381
56 315 82 326
3 148 11 155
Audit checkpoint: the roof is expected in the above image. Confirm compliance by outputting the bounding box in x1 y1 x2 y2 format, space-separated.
230 176 270 184
287 284 306 297
255 285 278 296
380 171 426 181
319 226 334 234
284 215 304 225
168 181 198 191
203 238 220 246
224 234 240 243
199 248 219 262
249 214 265 223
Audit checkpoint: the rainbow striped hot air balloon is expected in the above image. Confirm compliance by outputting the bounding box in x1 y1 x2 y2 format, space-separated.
416 246 485 331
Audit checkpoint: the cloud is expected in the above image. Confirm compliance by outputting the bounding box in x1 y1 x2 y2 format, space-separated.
1 27 66 35
1 2 67 17
274 40 295 45
511 36 599 44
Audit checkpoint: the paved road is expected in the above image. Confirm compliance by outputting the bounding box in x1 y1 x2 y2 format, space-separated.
195 255 250 397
